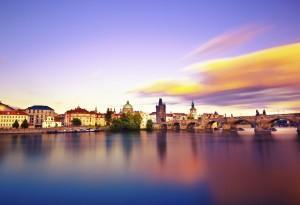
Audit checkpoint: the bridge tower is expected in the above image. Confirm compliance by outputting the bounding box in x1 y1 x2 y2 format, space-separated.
156 98 166 123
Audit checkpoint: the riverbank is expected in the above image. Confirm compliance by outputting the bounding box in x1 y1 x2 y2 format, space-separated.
0 126 109 134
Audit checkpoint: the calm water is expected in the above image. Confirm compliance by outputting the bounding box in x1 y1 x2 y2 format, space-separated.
0 130 300 205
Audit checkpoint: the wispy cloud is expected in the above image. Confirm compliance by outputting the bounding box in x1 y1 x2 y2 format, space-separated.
182 24 269 60
135 42 300 110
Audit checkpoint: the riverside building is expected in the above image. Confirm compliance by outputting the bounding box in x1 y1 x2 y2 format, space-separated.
25 105 56 128
0 110 29 128
42 116 62 128
64 107 105 127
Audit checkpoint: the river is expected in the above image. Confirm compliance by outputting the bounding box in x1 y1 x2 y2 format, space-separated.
0 129 300 205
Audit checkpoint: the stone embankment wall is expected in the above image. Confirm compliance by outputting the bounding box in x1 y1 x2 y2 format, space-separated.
0 126 108 134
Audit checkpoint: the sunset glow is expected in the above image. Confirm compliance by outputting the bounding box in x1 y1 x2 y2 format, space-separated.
137 43 300 113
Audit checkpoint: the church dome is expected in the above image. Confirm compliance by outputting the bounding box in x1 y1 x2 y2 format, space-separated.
122 101 133 113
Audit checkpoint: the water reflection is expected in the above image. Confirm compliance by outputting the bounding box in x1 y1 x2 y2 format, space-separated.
121 132 134 161
105 132 114 155
0 130 299 205
156 131 167 164
190 133 198 158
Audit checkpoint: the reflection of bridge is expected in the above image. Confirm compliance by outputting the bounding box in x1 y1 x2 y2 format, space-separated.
155 113 300 131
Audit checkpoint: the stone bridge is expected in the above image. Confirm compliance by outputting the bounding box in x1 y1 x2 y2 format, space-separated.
161 120 201 131
154 113 300 131
229 113 300 129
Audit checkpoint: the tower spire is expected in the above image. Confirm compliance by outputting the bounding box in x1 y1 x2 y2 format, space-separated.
159 98 162 105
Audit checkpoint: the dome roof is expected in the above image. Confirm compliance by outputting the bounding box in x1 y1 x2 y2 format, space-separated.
123 101 133 110
122 101 133 113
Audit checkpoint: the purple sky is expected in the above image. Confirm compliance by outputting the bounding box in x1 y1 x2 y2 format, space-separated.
0 0 300 114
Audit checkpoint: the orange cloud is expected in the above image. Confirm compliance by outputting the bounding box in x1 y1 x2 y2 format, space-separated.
136 42 300 110
186 42 300 92
136 80 203 96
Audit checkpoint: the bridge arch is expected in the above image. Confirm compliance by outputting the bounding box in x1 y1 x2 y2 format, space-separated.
187 122 196 131
233 119 256 128
160 123 168 130
206 120 221 129
173 122 180 131
268 118 297 127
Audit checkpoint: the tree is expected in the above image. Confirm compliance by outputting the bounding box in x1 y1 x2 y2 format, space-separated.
110 112 142 131
263 109 266 115
256 110 260 116
21 119 29 129
72 118 82 126
12 120 19 129
110 118 125 131
132 112 142 129
146 119 153 131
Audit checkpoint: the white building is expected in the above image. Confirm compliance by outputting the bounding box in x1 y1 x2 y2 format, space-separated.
149 112 157 123
139 112 151 129
42 116 62 128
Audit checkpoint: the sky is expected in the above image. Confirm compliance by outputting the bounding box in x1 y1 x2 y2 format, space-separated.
0 0 300 115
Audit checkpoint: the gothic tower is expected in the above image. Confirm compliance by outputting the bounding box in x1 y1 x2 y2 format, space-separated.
156 98 166 123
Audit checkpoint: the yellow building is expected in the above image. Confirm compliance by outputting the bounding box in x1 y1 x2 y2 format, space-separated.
0 110 29 128
95 113 106 127
64 107 106 127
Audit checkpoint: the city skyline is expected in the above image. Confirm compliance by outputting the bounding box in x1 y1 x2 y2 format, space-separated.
1 0 300 115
